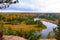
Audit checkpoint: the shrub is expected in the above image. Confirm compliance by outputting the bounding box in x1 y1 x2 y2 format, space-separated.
0 21 3 40
5 27 13 35
17 18 24 22
11 20 19 25
0 26 3 40
47 32 51 38
45 16 50 20
28 29 41 40
12 30 17 36
4 28 41 40
16 29 24 37
29 34 41 40
25 29 35 39
54 18 60 40
35 20 42 28
39 16 45 18
25 19 36 25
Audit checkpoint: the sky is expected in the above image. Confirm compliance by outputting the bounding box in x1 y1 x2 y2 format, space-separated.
0 0 60 13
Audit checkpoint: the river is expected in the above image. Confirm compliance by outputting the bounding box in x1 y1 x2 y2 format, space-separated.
34 18 58 38
41 21 58 38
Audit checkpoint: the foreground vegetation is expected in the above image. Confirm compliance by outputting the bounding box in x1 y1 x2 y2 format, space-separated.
54 18 60 40
4 27 41 40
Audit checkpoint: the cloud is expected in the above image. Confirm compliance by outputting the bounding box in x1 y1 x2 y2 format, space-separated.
39 0 60 12
5 0 40 11
19 0 60 12
1 0 60 12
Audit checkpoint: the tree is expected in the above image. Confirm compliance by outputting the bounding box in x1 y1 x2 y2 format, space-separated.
0 22 3 40
45 16 50 20
0 0 19 9
47 32 51 38
5 0 12 3
36 20 42 28
25 19 36 25
55 18 60 40
14 0 19 3
0 18 4 40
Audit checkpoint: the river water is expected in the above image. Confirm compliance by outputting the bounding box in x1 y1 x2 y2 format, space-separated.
34 18 58 38
41 21 57 38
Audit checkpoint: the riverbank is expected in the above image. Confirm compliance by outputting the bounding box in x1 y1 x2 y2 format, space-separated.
40 18 58 24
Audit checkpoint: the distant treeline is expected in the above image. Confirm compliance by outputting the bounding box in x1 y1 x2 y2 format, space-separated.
35 13 60 20
0 13 60 21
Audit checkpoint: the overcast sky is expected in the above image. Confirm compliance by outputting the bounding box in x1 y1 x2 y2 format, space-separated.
0 0 60 13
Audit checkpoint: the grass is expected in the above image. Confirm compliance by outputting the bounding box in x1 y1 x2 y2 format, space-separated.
4 21 46 31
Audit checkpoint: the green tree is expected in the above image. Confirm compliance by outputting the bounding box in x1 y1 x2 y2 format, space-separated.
25 19 36 25
6 27 13 35
0 18 4 40
45 16 50 20
0 21 3 40
36 20 42 28
55 18 60 40
28 29 41 40
16 29 24 37
47 32 51 38
6 0 12 3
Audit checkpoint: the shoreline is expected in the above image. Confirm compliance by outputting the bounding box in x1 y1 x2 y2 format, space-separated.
40 18 58 24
